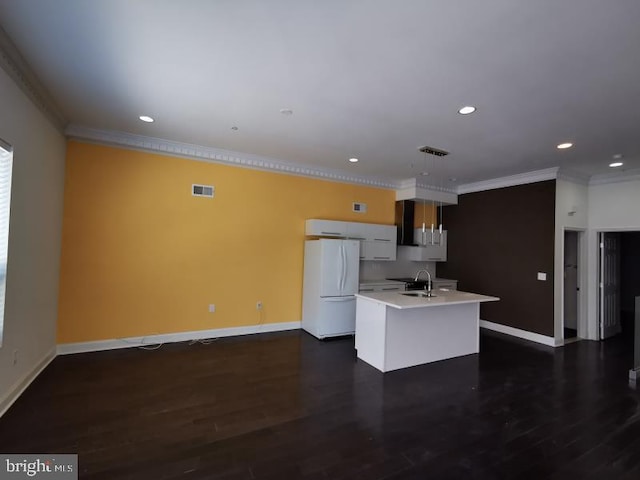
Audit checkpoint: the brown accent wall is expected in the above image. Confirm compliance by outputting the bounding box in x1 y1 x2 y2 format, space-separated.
438 180 556 336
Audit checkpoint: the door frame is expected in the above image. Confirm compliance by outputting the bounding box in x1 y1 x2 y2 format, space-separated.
561 228 587 341
562 229 580 340
590 228 640 341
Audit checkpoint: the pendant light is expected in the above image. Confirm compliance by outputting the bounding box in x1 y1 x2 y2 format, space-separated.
437 156 443 245
417 145 448 246
421 150 428 246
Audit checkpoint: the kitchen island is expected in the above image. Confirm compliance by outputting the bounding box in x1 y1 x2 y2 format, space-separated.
354 289 499 372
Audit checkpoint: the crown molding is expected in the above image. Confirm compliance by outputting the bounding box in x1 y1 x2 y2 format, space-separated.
556 168 590 185
456 167 559 194
65 124 398 189
589 167 640 186
0 25 67 132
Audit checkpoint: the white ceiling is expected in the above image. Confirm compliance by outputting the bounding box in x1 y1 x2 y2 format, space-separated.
1 0 639 186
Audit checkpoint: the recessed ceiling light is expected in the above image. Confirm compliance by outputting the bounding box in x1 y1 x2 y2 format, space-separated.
609 162 624 168
279 108 294 115
458 106 476 115
348 158 359 163
613 153 623 160
139 115 154 123
557 142 573 149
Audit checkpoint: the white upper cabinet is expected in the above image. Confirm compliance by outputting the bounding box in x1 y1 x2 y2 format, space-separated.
305 219 397 261
346 222 369 240
360 240 396 261
367 224 396 243
400 229 447 262
305 219 349 237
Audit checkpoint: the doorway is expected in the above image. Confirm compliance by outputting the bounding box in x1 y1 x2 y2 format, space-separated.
599 232 622 340
564 231 579 340
620 233 640 347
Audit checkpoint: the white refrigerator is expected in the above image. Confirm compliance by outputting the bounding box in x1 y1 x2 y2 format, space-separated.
302 239 360 339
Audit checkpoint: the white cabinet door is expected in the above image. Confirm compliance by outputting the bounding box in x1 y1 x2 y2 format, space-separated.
404 229 447 261
368 224 396 242
361 240 396 261
305 219 348 237
358 225 397 261
346 222 370 240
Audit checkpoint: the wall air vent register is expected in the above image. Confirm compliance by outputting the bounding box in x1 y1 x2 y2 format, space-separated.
353 202 367 213
192 184 214 198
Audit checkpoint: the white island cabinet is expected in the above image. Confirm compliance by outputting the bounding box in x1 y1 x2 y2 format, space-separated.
354 290 499 372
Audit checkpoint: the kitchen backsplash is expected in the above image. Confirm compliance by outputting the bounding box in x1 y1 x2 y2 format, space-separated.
360 247 437 280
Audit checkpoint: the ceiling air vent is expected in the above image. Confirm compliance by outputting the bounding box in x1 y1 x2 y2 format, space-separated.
418 145 449 157
192 184 214 198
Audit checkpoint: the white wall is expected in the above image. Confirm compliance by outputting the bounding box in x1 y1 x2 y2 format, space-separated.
585 178 640 341
0 67 66 414
554 179 589 341
589 178 640 230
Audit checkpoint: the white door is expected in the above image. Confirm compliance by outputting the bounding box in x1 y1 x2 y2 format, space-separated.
318 239 360 297
600 232 621 339
341 240 360 295
317 296 356 337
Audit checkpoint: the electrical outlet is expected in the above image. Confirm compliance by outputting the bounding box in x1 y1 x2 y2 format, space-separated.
12 349 18 366
256 301 263 310
208 304 216 313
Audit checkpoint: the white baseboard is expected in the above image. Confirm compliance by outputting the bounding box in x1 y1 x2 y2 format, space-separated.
57 321 302 355
0 347 57 418
480 320 561 347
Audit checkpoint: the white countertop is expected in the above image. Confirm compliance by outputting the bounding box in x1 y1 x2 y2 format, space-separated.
355 289 499 310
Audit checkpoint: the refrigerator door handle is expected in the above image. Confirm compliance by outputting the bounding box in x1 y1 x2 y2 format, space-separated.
341 244 346 293
343 244 348 292
323 296 355 302
336 244 343 293
338 245 344 293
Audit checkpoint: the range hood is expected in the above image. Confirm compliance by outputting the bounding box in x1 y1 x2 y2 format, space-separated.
395 178 458 204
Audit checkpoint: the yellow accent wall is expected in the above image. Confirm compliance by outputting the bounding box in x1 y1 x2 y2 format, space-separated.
57 141 395 343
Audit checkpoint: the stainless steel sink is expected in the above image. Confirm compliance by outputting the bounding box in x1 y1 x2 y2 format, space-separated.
400 292 437 298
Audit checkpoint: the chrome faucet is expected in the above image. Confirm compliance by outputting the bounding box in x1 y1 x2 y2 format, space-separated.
414 269 433 295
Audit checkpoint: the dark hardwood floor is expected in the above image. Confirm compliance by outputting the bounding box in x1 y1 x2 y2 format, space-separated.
1 330 640 479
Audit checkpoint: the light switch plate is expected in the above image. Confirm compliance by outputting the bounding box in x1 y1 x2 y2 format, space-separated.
537 272 547 281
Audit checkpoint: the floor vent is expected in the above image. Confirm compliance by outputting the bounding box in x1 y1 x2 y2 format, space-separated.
192 184 214 198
